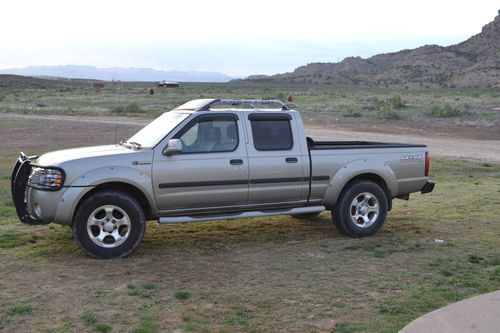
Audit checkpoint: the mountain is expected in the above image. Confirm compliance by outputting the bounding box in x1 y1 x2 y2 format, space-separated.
245 11 500 88
0 65 232 83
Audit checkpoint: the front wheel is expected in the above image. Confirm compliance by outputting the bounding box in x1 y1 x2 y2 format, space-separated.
73 191 145 259
332 180 388 237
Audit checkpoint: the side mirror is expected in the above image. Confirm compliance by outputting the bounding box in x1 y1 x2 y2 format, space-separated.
164 139 182 155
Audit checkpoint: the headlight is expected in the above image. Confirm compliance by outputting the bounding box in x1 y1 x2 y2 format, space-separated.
28 166 65 190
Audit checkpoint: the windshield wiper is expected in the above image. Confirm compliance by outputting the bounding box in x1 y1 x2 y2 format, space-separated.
127 141 142 148
119 140 142 149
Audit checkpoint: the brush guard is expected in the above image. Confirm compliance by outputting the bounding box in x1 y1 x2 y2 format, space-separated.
11 152 50 225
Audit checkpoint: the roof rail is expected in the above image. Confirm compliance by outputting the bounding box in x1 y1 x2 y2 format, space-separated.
175 98 290 111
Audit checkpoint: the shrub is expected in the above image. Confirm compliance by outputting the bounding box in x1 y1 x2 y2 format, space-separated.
342 106 362 118
387 95 405 109
377 103 402 120
427 103 469 118
371 95 405 110
111 102 144 114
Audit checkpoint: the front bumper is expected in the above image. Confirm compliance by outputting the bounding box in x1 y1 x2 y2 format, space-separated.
421 180 435 194
11 153 51 225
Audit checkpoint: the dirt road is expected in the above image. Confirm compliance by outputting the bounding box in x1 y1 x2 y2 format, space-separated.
307 126 500 164
1 113 499 163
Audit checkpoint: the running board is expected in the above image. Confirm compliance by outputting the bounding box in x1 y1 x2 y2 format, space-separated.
158 206 325 224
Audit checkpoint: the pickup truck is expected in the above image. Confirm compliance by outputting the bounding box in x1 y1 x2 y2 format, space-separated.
11 99 434 258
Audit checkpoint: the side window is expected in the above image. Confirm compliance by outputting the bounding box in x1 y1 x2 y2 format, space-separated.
175 116 239 153
250 116 293 151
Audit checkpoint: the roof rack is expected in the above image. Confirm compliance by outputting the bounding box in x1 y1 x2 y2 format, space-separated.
175 98 290 111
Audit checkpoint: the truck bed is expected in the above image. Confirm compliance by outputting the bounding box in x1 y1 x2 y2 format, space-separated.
307 138 426 150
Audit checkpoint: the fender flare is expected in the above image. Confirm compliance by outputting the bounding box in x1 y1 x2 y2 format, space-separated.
54 166 156 225
323 159 397 209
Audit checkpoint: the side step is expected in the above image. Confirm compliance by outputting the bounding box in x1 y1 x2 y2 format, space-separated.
158 206 325 224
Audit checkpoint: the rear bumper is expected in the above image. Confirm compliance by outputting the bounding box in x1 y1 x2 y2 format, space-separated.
420 180 435 194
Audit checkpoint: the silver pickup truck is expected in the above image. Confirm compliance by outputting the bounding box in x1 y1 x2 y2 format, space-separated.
11 99 434 258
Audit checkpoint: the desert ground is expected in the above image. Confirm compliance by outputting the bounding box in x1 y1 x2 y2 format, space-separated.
0 78 499 332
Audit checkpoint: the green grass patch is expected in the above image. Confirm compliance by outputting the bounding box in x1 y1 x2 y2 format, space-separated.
94 323 112 333
81 312 97 326
174 290 192 300
5 304 33 316
0 233 29 248
132 315 159 333
128 289 141 296
334 321 356 333
111 102 145 114
142 282 156 290
223 309 253 326
468 254 484 264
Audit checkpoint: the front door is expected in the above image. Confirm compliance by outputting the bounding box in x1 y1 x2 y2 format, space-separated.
153 113 248 212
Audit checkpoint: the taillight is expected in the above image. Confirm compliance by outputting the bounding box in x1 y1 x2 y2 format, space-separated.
425 151 430 177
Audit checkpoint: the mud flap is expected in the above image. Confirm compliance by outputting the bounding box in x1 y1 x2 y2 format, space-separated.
11 153 50 225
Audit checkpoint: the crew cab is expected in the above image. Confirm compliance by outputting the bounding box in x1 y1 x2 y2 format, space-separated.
11 99 434 258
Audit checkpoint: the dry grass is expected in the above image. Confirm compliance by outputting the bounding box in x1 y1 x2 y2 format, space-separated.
0 116 499 332
1 76 499 140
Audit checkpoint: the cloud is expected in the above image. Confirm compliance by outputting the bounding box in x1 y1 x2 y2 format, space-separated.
1 0 498 76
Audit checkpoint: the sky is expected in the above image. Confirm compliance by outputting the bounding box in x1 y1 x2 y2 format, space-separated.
0 0 498 77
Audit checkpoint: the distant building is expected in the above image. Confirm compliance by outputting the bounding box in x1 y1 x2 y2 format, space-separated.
157 81 179 88
92 82 105 89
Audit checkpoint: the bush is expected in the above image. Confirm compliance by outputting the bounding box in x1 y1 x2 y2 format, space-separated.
387 95 405 109
111 102 144 114
342 106 362 118
377 103 402 120
427 103 469 118
371 95 405 110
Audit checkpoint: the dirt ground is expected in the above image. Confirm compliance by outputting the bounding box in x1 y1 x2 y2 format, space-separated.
0 115 498 333
1 113 499 163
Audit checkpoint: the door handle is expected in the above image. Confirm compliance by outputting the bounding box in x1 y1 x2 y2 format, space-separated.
230 159 244 165
286 157 298 163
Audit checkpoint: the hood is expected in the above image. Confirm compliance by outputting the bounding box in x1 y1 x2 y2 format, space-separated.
35 145 154 186
36 145 137 166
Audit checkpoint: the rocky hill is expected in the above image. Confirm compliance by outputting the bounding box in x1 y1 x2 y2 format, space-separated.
246 11 500 88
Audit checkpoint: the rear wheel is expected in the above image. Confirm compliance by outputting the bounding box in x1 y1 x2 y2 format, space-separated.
332 180 388 237
73 191 145 259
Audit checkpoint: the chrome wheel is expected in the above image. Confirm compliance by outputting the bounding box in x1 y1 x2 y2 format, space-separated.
87 205 131 248
349 192 379 228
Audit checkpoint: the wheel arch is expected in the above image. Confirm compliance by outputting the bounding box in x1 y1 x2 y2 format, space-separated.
323 160 396 211
337 173 392 211
73 182 153 223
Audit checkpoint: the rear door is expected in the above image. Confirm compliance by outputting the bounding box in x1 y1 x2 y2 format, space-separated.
153 113 249 211
245 113 307 205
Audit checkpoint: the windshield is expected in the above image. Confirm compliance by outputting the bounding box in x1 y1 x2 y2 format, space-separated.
126 112 189 148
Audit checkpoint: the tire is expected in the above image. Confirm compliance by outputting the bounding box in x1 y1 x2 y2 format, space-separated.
72 191 145 259
332 180 388 237
291 212 322 220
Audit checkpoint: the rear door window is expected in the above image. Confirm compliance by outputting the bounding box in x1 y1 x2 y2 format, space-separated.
249 114 293 151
